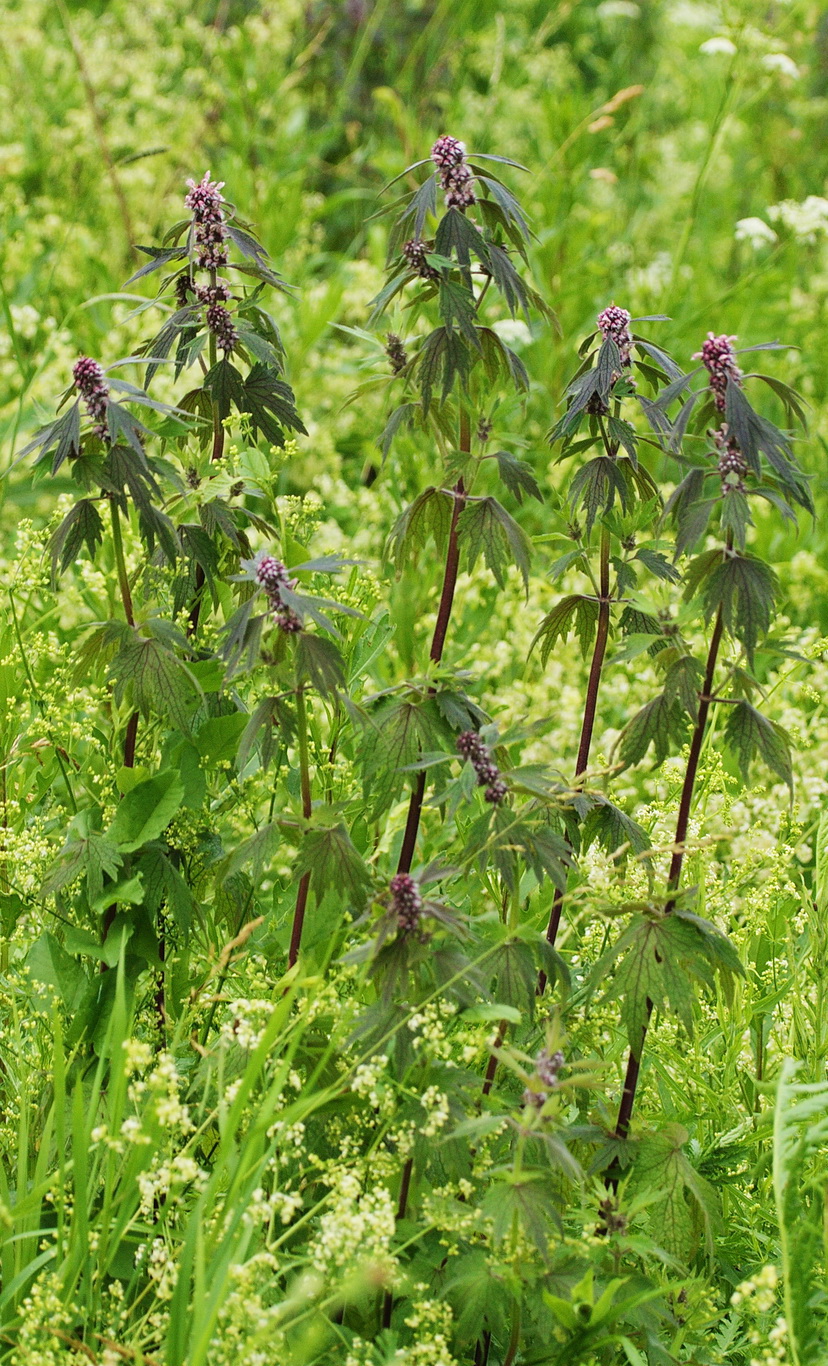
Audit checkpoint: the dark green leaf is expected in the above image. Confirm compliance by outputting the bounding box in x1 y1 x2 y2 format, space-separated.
26 932 87 1010
47 499 104 584
723 699 793 792
663 654 704 718
701 553 777 664
108 771 185 852
111 633 197 733
569 456 630 534
124 245 187 284
387 486 455 570
494 450 543 504
725 381 812 511
530 594 599 665
203 358 245 422
458 496 531 591
41 810 123 902
582 799 652 866
295 634 345 697
295 820 371 910
616 692 685 770
240 363 308 442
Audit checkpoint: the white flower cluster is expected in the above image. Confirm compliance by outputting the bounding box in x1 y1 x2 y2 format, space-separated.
242 1184 303 1228
351 1053 394 1112
220 997 275 1051
143 1051 192 1131
137 1154 208 1217
309 1169 397 1278
144 1237 178 1301
768 196 828 242
419 1085 451 1138
731 1263 779 1312
735 217 778 249
407 1000 458 1061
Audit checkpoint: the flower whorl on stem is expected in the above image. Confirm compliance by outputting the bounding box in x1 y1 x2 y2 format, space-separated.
72 357 109 440
184 171 238 356
431 134 476 211
255 553 302 633
390 873 423 932
694 332 742 413
597 304 633 367
457 731 508 805
185 171 229 271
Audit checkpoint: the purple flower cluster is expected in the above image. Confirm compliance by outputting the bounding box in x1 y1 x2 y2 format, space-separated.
522 1047 565 1109
713 426 748 493
385 332 408 374
255 554 302 633
694 332 742 413
195 281 231 304
72 356 109 440
390 873 423 932
185 172 229 271
597 304 633 367
184 171 238 356
402 238 439 281
456 731 507 805
431 134 476 211
205 303 239 355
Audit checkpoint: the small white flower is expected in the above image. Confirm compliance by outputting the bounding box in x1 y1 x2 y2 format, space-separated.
700 36 737 56
597 0 640 17
490 318 533 348
735 217 778 248
768 195 828 242
762 52 799 78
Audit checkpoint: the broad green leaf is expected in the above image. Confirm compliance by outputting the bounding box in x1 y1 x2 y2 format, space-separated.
494 450 543 504
108 770 185 852
359 698 442 819
110 633 197 733
47 499 104 584
569 455 631 534
663 654 704 719
26 931 87 1010
294 633 345 696
458 495 531 591
616 692 685 770
724 699 793 792
634 1122 719 1259
196 712 249 765
530 594 599 665
41 810 123 902
295 820 371 909
582 799 651 866
701 552 777 664
387 486 455 571
240 362 306 444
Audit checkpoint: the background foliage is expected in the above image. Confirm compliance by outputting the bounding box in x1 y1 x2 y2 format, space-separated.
3 1 828 1363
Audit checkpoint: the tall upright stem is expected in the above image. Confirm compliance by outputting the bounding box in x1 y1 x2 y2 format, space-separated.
537 525 611 993
110 498 135 629
384 410 470 1332
613 604 725 1143
288 687 313 968
189 277 224 637
104 500 139 954
110 499 138 769
395 409 470 875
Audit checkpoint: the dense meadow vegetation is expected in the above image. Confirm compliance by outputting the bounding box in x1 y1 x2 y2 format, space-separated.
4 0 828 1362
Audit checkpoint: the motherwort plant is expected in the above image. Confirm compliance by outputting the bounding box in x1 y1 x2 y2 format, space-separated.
606 331 810 1140
532 302 683 986
19 171 314 1024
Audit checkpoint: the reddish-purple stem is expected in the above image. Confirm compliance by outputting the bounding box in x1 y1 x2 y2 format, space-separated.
613 605 725 1144
537 527 611 993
